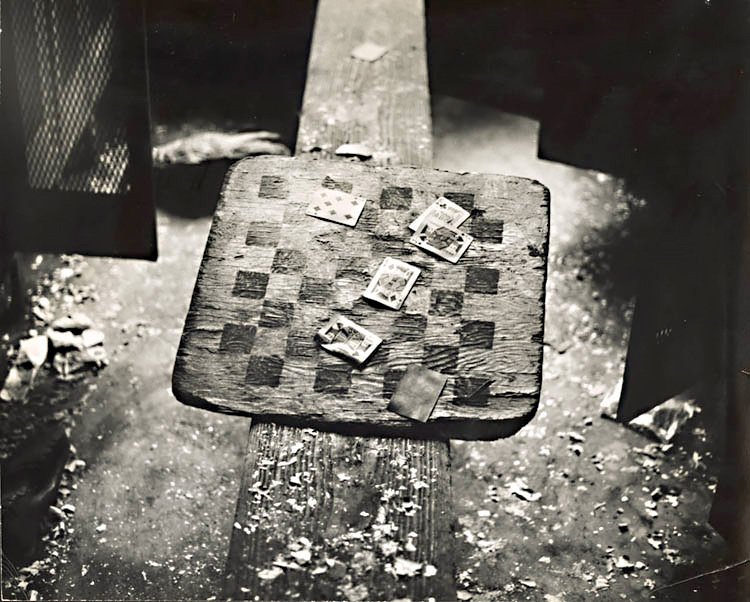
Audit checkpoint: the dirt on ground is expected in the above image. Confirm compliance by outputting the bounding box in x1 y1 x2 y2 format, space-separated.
0 98 742 601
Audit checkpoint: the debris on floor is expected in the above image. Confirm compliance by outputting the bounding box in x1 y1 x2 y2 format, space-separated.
600 380 700 443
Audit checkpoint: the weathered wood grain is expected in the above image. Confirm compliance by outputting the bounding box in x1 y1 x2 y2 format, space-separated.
173 157 549 439
222 422 455 601
295 0 432 166
171 0 548 599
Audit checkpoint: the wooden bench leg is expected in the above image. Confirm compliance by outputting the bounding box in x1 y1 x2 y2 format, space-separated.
223 422 456 601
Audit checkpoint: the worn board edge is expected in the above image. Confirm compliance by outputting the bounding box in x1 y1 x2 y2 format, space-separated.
172 157 550 440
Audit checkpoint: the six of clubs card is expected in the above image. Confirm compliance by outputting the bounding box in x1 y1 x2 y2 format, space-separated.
306 188 366 227
409 196 470 231
409 216 473 263
363 257 421 310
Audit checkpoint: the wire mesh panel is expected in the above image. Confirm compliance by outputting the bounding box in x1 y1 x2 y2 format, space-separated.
0 0 156 259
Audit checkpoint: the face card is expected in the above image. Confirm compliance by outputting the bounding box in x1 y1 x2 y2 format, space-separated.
363 257 421 310
409 196 470 232
409 217 473 263
316 315 382 365
306 188 366 227
387 365 448 422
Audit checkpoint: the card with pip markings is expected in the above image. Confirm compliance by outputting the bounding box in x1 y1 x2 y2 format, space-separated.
306 188 366 227
409 196 470 231
316 314 382 365
388 365 448 422
363 257 421 310
409 216 473 263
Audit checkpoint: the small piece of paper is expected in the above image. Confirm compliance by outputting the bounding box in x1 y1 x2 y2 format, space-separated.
409 196 470 232
316 315 382 365
410 217 473 263
388 365 447 422
363 257 420 310
335 143 373 159
351 42 388 62
306 188 366 227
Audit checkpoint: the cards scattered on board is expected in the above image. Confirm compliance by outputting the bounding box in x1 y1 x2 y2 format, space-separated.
409 196 470 231
388 365 448 422
316 315 381 365
364 257 420 310
306 188 367 227
410 217 473 263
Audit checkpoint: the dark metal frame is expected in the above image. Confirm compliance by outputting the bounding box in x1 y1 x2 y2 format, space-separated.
0 0 156 259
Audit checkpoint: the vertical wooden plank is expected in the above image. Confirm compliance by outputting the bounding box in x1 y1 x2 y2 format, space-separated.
295 0 432 167
223 1 457 600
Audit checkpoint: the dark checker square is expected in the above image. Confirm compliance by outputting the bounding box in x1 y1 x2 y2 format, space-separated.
245 222 281 247
285 331 319 360
423 345 459 373
392 314 428 343
454 376 492 407
357 202 379 230
379 186 413 209
271 248 306 274
299 277 332 304
258 175 288 199
460 320 495 349
383 368 406 399
429 289 464 316
233 271 269 299
335 258 370 282
465 267 499 294
470 217 504 244
314 363 353 394
444 192 475 211
219 324 257 353
322 175 353 193
245 355 284 387
258 300 295 328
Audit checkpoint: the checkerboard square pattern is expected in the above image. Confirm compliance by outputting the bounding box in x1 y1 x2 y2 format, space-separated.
259 300 295 328
258 175 289 199
245 222 281 247
465 267 499 294
271 249 306 274
460 320 495 349
245 355 285 386
233 271 269 299
454 376 492 406
429 289 464 316
179 162 547 437
314 361 353 394
444 191 475 211
219 324 257 354
470 217 504 244
379 186 413 209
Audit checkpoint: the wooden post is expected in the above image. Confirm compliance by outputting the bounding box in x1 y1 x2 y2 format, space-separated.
222 1 457 599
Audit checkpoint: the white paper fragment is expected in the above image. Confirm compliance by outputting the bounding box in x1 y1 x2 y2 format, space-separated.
335 143 373 159
351 42 388 62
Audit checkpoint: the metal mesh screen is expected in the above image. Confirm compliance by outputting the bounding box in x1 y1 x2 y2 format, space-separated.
8 0 129 194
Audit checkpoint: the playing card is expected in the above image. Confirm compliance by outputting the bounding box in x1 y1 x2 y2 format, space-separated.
409 196 470 231
363 257 421 310
306 188 366 227
387 365 448 422
316 315 382 365
409 216 473 263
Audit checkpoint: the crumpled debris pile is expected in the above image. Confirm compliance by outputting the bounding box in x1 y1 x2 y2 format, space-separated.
600 379 700 443
1 312 107 401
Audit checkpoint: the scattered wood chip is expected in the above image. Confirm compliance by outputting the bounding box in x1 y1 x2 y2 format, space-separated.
393 557 422 577
258 566 284 581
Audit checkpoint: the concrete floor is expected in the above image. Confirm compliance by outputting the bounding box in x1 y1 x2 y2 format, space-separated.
3 97 736 600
